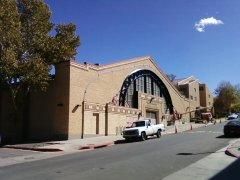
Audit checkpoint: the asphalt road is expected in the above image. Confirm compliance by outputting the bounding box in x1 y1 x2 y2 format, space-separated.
0 123 235 180
0 148 40 159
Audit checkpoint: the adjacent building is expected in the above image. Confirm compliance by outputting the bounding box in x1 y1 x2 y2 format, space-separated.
174 76 214 116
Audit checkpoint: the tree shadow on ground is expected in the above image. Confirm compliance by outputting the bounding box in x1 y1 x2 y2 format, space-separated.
210 158 240 180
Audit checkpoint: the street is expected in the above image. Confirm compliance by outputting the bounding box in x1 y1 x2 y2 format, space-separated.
0 123 237 180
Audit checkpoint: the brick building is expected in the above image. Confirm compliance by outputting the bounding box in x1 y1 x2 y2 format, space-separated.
0 56 213 141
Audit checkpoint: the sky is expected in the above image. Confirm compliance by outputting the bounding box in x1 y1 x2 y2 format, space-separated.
46 0 240 91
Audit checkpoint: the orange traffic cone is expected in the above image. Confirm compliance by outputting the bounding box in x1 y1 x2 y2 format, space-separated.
220 119 222 123
175 125 178 134
190 123 193 131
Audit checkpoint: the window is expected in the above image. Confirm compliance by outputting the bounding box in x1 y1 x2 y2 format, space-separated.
163 97 168 113
194 88 196 92
208 94 211 98
126 82 134 107
146 76 152 94
190 95 193 100
153 81 160 97
136 76 144 92
120 70 173 112
194 97 197 101
132 121 145 127
199 86 204 91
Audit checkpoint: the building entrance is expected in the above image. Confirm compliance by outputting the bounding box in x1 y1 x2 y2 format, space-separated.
146 111 157 122
93 113 99 134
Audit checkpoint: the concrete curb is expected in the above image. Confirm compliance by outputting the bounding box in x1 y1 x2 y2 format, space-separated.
3 145 62 152
79 142 114 150
225 140 240 158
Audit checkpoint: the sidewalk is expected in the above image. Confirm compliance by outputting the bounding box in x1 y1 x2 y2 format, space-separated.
3 118 226 153
163 145 237 180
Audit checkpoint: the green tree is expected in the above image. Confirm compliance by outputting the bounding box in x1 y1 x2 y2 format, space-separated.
214 81 240 117
0 0 80 140
231 103 240 113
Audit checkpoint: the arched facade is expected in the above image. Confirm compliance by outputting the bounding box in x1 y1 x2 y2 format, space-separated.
119 69 174 114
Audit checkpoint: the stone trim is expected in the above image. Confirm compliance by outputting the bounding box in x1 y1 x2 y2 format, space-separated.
84 102 106 112
84 102 141 115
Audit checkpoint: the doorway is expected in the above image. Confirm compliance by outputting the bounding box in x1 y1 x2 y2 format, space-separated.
93 113 99 134
146 111 158 123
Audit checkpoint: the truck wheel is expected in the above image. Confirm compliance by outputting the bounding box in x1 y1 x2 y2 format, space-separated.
141 132 147 141
125 138 132 142
156 130 161 138
125 138 130 142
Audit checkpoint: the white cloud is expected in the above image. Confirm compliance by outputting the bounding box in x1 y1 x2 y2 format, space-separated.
194 17 224 32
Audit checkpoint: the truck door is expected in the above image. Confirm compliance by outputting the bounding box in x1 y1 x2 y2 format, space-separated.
146 120 154 135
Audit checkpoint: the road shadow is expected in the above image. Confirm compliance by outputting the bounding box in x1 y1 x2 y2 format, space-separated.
177 150 225 156
216 135 240 139
114 139 137 144
210 158 240 180
114 136 159 144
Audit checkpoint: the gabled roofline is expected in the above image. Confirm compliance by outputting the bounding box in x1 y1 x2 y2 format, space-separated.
147 57 189 101
99 56 151 70
70 56 152 71
70 56 189 101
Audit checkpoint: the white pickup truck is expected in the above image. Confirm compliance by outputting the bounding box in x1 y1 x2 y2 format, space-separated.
122 119 165 141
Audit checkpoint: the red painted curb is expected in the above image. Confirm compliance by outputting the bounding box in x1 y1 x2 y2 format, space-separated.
225 143 240 158
225 149 240 158
79 142 114 150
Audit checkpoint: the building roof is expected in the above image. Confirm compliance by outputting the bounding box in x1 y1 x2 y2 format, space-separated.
70 56 190 101
177 76 199 85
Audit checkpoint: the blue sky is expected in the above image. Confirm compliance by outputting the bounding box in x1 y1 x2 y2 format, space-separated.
46 0 240 91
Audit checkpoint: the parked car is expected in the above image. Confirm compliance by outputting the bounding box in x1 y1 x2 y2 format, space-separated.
227 113 239 120
122 119 165 141
191 112 213 124
0 133 6 146
224 119 240 137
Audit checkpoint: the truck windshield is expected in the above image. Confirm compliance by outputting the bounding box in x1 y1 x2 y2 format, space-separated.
132 121 145 127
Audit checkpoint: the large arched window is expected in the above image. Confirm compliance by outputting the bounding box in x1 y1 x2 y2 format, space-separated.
119 69 173 114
